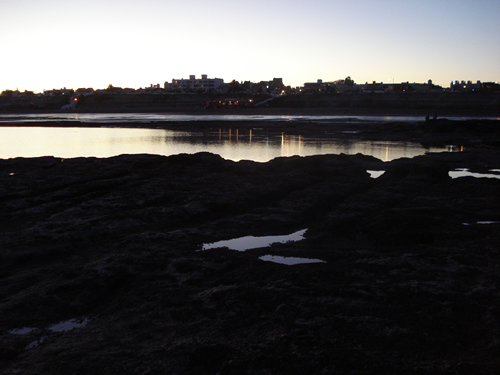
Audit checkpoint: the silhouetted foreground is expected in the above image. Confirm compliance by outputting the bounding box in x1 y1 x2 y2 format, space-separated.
0 147 499 374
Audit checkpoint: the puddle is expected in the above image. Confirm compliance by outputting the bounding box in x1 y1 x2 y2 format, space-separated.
48 318 89 333
202 229 307 251
449 169 500 179
367 170 385 178
259 255 326 265
463 221 500 226
9 318 89 335
26 337 46 350
8 327 38 335
9 318 90 351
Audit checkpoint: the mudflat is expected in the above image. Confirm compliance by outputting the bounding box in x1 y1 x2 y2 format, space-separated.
0 118 499 374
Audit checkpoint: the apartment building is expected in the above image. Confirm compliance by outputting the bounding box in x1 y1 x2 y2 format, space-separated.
164 75 224 92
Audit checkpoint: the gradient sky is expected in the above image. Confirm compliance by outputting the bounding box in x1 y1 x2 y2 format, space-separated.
1 0 499 92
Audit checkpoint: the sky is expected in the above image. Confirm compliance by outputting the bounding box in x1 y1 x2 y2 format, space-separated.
1 0 499 93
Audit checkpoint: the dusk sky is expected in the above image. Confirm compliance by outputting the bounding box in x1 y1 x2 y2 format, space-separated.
1 0 499 93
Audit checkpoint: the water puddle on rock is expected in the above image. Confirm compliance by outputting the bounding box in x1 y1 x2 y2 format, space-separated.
202 229 307 251
463 221 500 226
259 255 326 265
367 170 385 178
8 327 38 335
449 169 500 179
48 318 89 332
8 318 90 350
26 337 46 350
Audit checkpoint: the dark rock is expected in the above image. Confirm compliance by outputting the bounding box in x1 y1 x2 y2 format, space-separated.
0 347 18 361
189 343 233 374
0 150 498 374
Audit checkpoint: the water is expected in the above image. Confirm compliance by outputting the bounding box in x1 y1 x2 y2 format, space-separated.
0 113 497 124
449 168 500 179
48 318 89 332
8 318 90 351
367 170 385 178
258 255 326 265
202 229 307 251
9 327 38 335
0 126 450 162
463 221 500 226
8 318 90 335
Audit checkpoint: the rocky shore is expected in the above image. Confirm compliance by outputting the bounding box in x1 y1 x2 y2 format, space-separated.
0 117 499 374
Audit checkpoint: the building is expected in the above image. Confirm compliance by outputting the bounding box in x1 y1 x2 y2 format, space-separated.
302 79 330 93
450 80 483 92
482 82 500 92
43 88 74 96
164 75 224 92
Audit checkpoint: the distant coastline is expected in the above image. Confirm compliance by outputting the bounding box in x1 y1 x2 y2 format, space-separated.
1 92 499 151
1 91 499 118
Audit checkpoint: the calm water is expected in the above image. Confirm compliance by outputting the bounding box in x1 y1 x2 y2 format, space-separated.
0 113 497 124
0 126 452 162
449 168 500 179
202 229 307 251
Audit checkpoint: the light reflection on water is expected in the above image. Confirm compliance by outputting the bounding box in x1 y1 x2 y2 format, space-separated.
202 229 307 251
367 170 386 178
0 126 451 162
259 255 326 265
449 168 500 179
0 113 498 124
0 113 426 123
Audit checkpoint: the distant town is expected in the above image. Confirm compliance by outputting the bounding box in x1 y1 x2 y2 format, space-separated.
3 75 500 97
1 74 499 112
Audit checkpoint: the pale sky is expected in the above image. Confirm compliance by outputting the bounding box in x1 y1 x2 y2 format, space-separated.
1 0 499 92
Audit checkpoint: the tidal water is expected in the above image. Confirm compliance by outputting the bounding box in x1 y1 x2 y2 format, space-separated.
0 113 432 124
448 168 500 179
0 126 451 162
258 255 326 265
1 113 497 124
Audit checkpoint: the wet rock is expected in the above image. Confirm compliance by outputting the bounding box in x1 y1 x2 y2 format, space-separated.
379 159 450 182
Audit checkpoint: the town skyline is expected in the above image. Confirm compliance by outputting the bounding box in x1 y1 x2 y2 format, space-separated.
3 74 500 95
2 1 499 93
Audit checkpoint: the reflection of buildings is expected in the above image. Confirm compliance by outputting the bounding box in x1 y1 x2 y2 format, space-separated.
281 133 302 157
165 74 224 92
218 129 248 143
209 130 445 162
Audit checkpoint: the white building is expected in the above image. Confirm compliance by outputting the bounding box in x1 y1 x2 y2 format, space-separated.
164 74 224 92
